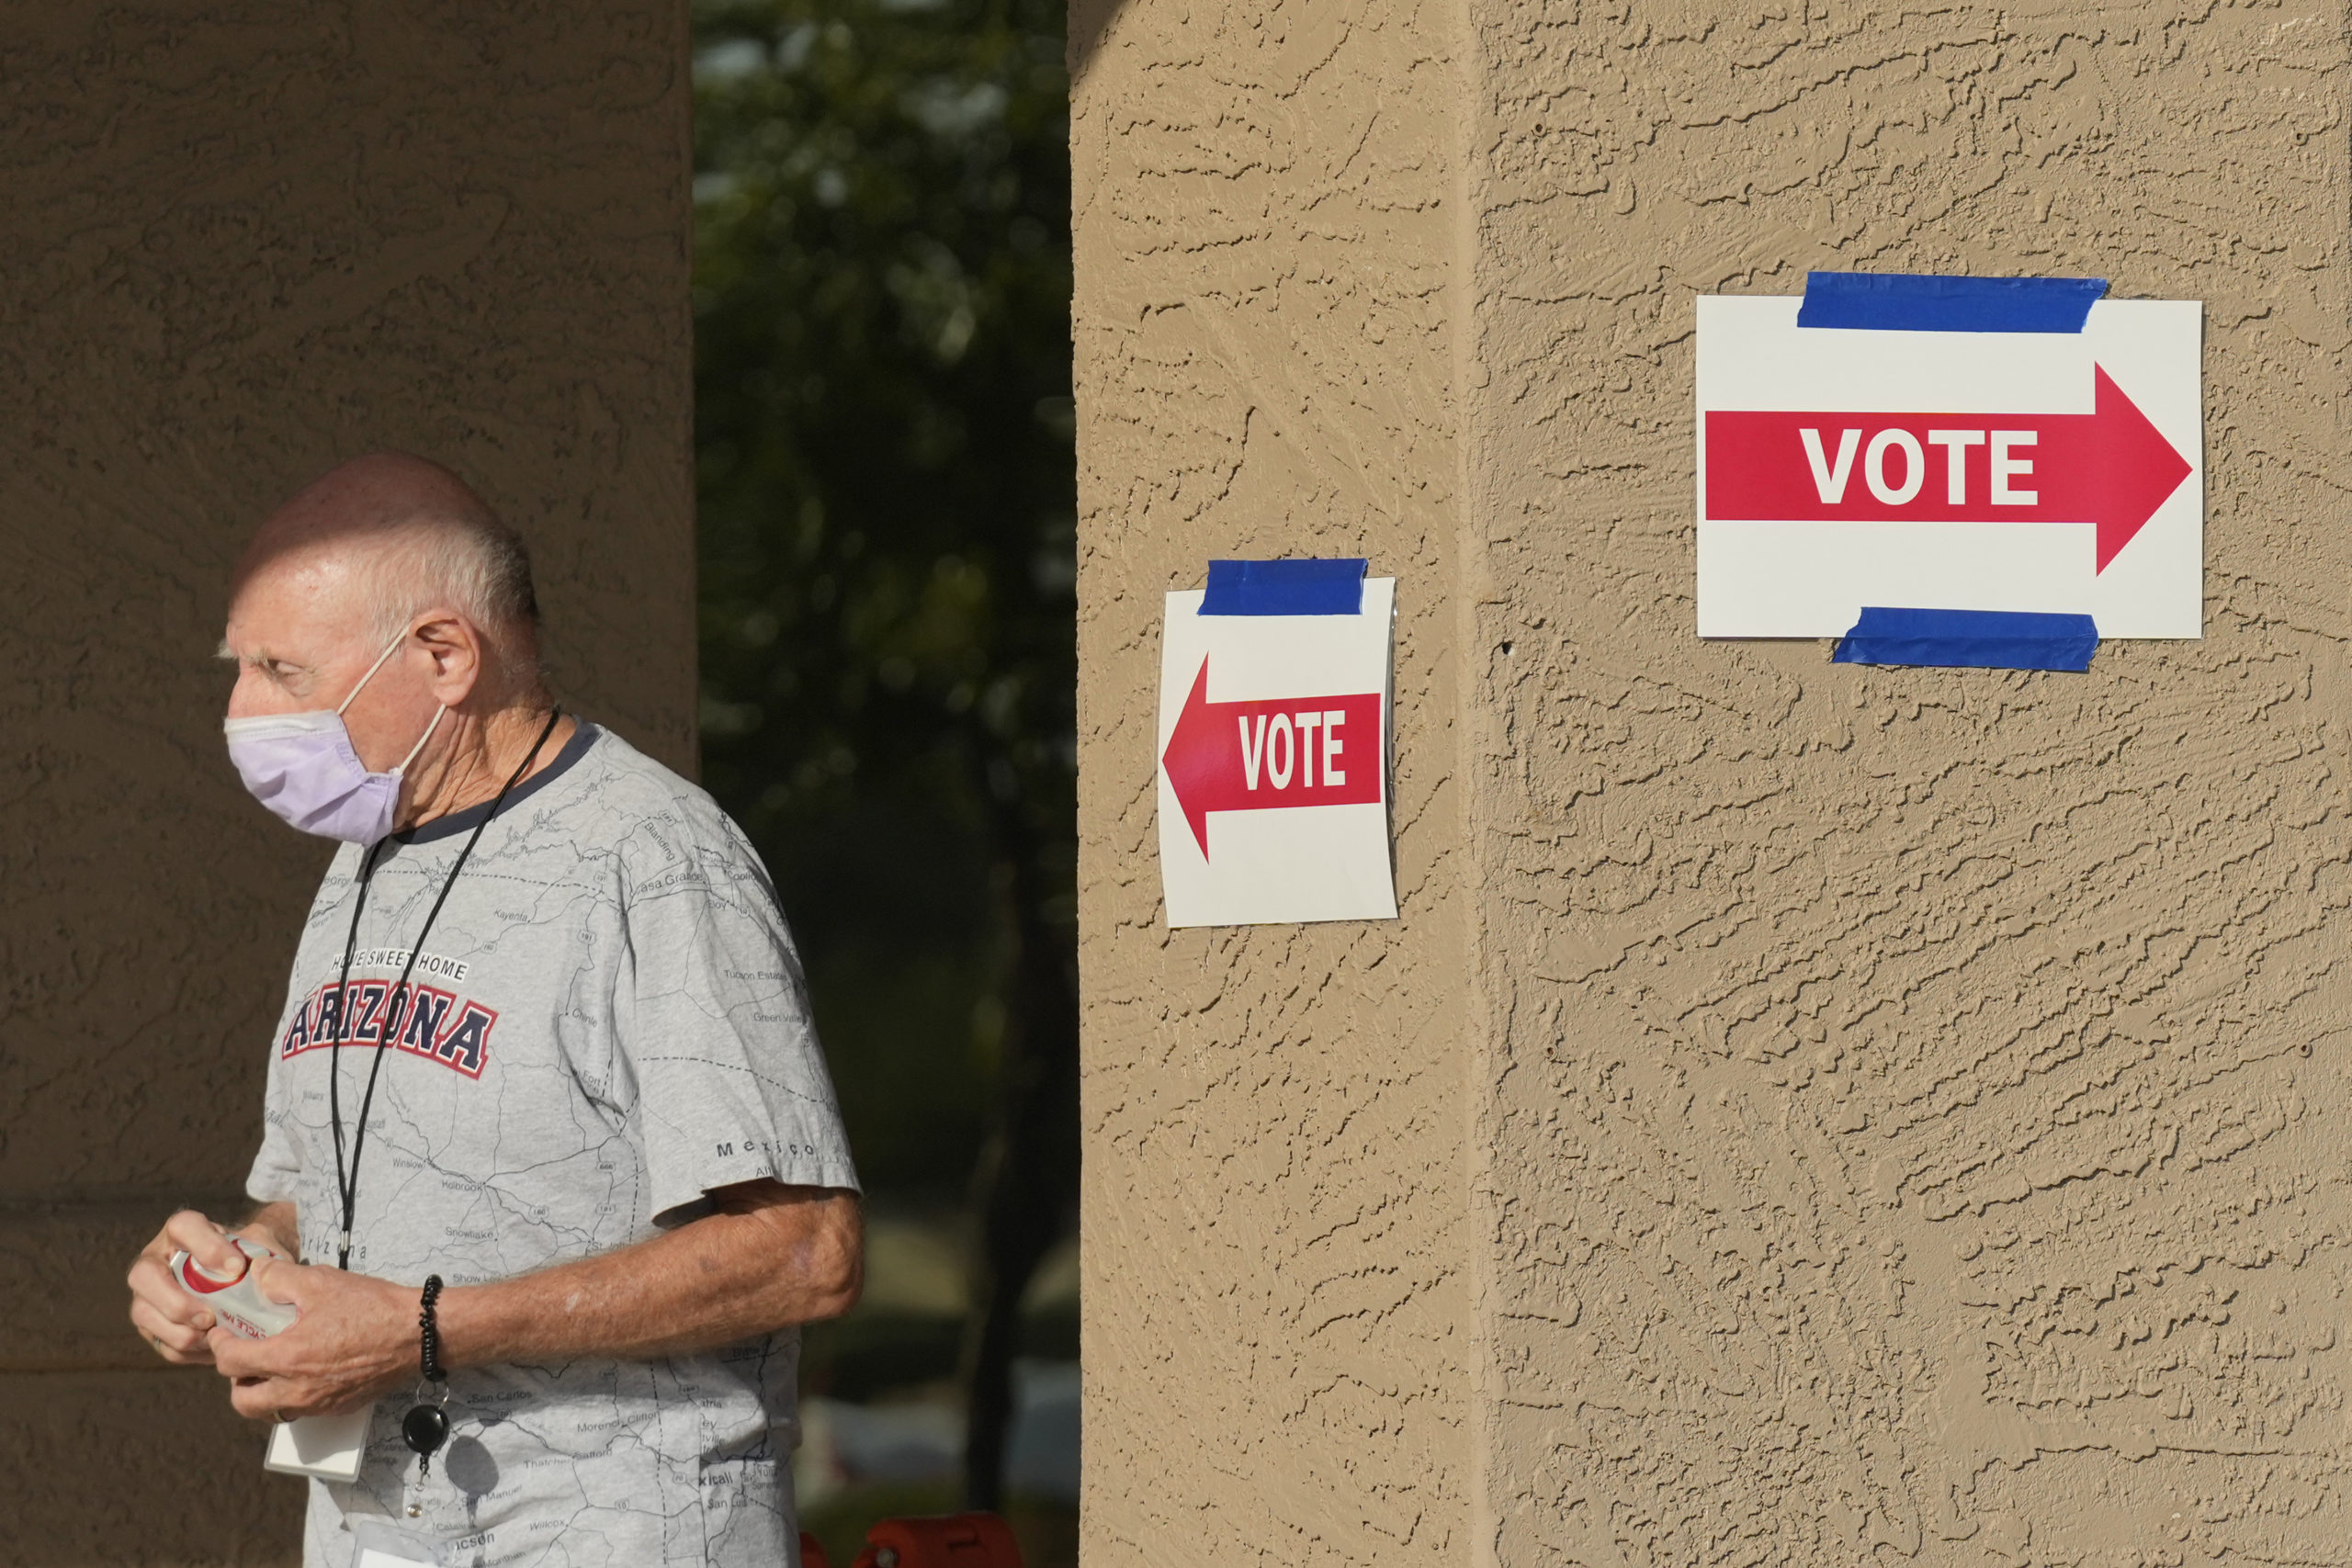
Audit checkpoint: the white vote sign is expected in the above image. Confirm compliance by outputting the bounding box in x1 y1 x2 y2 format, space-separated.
1697 295 2203 637
1156 579 1397 927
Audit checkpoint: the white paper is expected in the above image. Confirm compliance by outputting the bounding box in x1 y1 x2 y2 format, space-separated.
265 1408 370 1483
356 1551 439 1568
349 1516 449 1567
1695 295 2204 637
1156 580 1397 926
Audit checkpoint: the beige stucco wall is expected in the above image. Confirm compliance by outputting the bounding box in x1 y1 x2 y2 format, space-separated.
1077 0 2352 1562
1069 0 1473 1561
0 5 692 1559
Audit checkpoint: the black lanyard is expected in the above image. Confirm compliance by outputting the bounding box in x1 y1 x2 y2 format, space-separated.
324 708 560 1270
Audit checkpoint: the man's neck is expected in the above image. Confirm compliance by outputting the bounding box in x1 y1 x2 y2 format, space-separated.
396 704 577 830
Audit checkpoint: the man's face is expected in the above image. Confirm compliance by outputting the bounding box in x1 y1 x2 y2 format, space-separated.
222 549 440 774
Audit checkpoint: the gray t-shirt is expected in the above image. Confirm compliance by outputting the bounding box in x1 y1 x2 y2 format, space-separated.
245 721 858 1567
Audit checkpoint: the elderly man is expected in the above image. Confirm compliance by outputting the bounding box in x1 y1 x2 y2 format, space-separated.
124 454 861 1566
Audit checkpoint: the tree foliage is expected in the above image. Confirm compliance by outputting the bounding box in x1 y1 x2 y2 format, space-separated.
694 0 1073 1193
691 0 1077 1505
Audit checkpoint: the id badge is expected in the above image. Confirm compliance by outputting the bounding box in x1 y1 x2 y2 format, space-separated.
350 1518 451 1568
356 1551 441 1568
263 1409 370 1482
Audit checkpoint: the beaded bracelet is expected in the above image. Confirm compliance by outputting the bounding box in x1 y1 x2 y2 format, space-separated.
419 1274 446 1383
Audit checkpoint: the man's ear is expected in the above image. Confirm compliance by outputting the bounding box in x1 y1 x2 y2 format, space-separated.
411 610 483 707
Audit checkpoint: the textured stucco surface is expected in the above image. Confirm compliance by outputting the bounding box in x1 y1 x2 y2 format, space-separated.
0 5 692 1559
1473 6 2352 1562
1070 0 1472 1562
1077 0 2352 1563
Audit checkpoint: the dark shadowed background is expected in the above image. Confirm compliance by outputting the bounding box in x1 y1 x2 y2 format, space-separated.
689 0 1079 1561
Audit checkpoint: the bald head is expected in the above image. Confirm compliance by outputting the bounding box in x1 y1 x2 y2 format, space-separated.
233 452 543 694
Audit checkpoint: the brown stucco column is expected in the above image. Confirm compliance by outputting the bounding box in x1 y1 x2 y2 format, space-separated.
1070 0 1476 1560
1075 1 2352 1562
0 6 693 1558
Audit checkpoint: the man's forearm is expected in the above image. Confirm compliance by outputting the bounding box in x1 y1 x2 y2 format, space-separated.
435 1187 860 1368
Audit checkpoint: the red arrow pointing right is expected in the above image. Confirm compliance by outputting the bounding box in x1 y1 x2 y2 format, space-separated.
1705 365 2192 572
1160 656 1384 860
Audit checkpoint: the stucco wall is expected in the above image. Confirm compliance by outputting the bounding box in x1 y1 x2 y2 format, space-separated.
0 5 691 1560
1474 5 2352 1562
1078 0 2352 1562
1069 0 1473 1562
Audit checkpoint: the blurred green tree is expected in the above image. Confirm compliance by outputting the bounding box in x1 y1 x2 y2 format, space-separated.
692 0 1077 1510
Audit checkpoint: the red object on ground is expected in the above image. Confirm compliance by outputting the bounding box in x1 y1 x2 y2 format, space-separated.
802 1532 834 1568
848 1512 1024 1568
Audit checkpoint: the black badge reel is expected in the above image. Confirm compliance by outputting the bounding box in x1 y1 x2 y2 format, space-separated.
401 1273 451 1498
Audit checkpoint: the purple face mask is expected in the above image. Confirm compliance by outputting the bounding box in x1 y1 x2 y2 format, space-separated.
222 635 447 844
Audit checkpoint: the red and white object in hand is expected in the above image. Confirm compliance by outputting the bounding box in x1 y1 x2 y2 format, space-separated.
172 1234 369 1482
168 1235 295 1338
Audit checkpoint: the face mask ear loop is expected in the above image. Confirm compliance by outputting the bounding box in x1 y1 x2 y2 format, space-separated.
337 633 413 717
391 705 447 779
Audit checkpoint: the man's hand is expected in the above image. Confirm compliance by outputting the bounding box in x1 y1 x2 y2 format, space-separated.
125 1207 293 1366
209 1260 416 1421
138 1187 858 1416
128 1211 236 1364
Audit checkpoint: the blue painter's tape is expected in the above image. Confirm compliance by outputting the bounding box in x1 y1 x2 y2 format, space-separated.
1797 272 2108 333
1200 558 1368 615
1832 607 2098 671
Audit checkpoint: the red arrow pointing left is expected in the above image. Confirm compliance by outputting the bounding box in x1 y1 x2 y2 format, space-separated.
1160 656 1384 860
1705 365 2191 572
